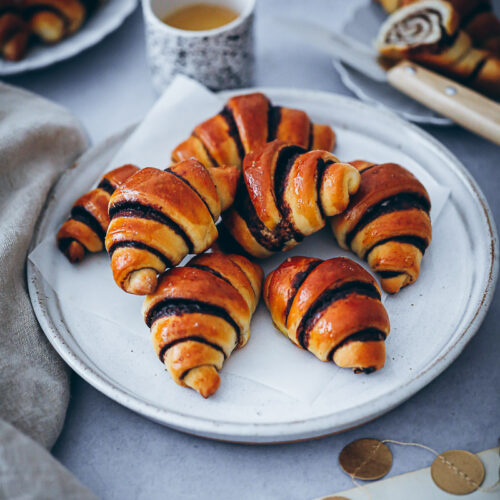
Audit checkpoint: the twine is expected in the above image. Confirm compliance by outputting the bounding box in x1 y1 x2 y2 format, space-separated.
346 439 499 498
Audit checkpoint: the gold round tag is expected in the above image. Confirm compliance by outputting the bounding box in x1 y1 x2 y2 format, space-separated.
339 438 392 480
431 449 485 495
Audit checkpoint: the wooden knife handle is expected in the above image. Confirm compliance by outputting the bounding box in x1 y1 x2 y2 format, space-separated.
387 60 500 145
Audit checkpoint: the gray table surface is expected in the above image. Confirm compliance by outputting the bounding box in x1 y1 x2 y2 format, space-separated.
6 1 500 499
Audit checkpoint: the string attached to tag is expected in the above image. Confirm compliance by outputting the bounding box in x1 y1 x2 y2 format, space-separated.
337 438 500 499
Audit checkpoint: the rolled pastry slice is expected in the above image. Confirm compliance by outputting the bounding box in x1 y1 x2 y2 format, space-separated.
374 0 490 17
331 161 432 294
105 160 240 295
57 164 139 263
220 140 360 258
0 12 30 61
143 252 263 398
264 256 390 373
376 0 500 98
25 0 86 43
171 92 336 170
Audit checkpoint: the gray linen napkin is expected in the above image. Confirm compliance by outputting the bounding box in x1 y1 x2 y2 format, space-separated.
0 82 96 499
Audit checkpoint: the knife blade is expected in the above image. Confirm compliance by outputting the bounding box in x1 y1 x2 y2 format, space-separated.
278 17 500 146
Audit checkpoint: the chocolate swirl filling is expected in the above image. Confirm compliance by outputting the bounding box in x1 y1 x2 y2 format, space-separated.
296 281 382 349
145 298 241 346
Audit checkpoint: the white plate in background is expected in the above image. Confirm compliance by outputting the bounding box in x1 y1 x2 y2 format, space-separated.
333 1 454 126
28 89 498 443
0 0 137 75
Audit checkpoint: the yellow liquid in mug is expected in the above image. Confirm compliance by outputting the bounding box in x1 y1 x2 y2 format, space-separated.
163 3 239 31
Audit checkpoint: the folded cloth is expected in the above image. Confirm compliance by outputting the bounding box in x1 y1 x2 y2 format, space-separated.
0 83 95 499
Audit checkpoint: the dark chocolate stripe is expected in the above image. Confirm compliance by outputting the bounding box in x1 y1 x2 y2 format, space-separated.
296 281 381 349
327 328 387 368
107 241 173 268
166 170 216 221
145 298 241 344
366 235 429 257
158 336 227 363
220 106 245 160
97 178 115 195
267 106 282 142
283 260 322 325
57 237 82 255
379 270 404 278
70 205 106 242
192 132 219 167
315 158 334 220
188 264 234 288
109 201 194 254
465 56 488 84
346 193 431 248
274 145 308 237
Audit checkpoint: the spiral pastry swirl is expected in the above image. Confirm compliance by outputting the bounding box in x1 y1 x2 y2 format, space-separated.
220 140 361 258
172 92 336 170
264 256 390 373
331 161 432 294
142 252 263 398
376 0 500 98
57 164 139 263
105 160 240 295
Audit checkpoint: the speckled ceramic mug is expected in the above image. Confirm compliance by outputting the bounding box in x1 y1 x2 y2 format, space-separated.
142 0 255 92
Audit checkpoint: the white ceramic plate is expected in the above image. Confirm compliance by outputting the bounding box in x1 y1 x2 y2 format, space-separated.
0 0 137 76
28 89 498 443
333 1 453 126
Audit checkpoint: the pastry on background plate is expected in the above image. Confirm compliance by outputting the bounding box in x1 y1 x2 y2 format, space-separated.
331 161 432 294
264 256 390 374
143 252 263 398
376 0 500 99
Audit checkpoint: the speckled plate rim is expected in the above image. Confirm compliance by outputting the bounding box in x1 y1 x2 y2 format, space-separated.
0 0 137 76
27 88 498 443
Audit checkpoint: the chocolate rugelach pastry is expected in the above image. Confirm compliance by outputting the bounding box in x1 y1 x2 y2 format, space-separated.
330 161 432 294
374 0 500 56
376 0 500 99
142 252 263 398
25 0 87 43
57 164 139 264
219 140 361 258
105 160 240 295
171 92 336 170
264 256 390 374
0 2 30 61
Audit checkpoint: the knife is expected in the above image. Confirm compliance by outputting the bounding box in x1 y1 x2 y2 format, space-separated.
278 18 500 146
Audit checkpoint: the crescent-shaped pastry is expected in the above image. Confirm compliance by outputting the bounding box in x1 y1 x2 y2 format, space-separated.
105 160 240 295
172 92 336 169
376 0 500 98
331 161 432 294
220 140 361 258
264 256 390 373
57 164 139 263
142 252 263 398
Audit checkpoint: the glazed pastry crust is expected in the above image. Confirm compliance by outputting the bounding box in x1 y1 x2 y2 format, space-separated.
264 256 390 373
105 160 240 295
331 161 432 294
57 164 139 263
221 140 361 258
142 252 263 398
172 92 336 170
